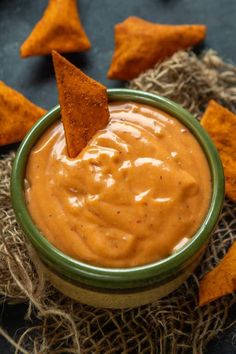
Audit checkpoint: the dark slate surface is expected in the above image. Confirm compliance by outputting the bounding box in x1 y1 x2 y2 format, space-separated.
0 0 236 352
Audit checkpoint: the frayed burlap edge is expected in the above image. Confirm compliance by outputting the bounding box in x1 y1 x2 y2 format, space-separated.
0 50 236 354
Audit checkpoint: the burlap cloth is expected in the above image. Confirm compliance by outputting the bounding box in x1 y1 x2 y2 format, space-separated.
0 50 236 354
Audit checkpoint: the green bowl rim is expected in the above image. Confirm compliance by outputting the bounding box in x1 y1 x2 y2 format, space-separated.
11 88 224 289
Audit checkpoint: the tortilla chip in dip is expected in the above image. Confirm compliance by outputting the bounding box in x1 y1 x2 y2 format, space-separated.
107 17 206 80
0 81 46 146
199 241 236 306
20 0 91 57
201 100 236 201
52 51 109 158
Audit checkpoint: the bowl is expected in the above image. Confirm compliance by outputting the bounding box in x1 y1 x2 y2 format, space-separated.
11 89 224 308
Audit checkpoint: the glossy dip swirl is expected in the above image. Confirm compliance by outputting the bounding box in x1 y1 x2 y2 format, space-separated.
25 102 211 268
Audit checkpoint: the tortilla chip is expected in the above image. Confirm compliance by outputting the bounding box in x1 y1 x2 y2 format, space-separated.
52 51 109 158
20 0 91 57
199 241 236 306
0 81 46 146
107 17 206 80
201 100 236 201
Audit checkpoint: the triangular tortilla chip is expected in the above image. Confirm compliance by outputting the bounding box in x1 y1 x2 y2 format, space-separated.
107 17 206 80
199 241 236 306
201 100 236 201
0 81 46 146
52 51 109 158
20 0 91 57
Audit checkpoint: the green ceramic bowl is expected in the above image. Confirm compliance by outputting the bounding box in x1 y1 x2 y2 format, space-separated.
11 89 224 308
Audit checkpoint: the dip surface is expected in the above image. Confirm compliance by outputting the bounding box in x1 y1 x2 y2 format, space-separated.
25 102 211 268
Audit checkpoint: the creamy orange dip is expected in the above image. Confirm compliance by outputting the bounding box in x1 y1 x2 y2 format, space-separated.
25 102 211 268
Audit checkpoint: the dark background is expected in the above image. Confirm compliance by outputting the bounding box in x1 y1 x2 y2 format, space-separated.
0 0 236 352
